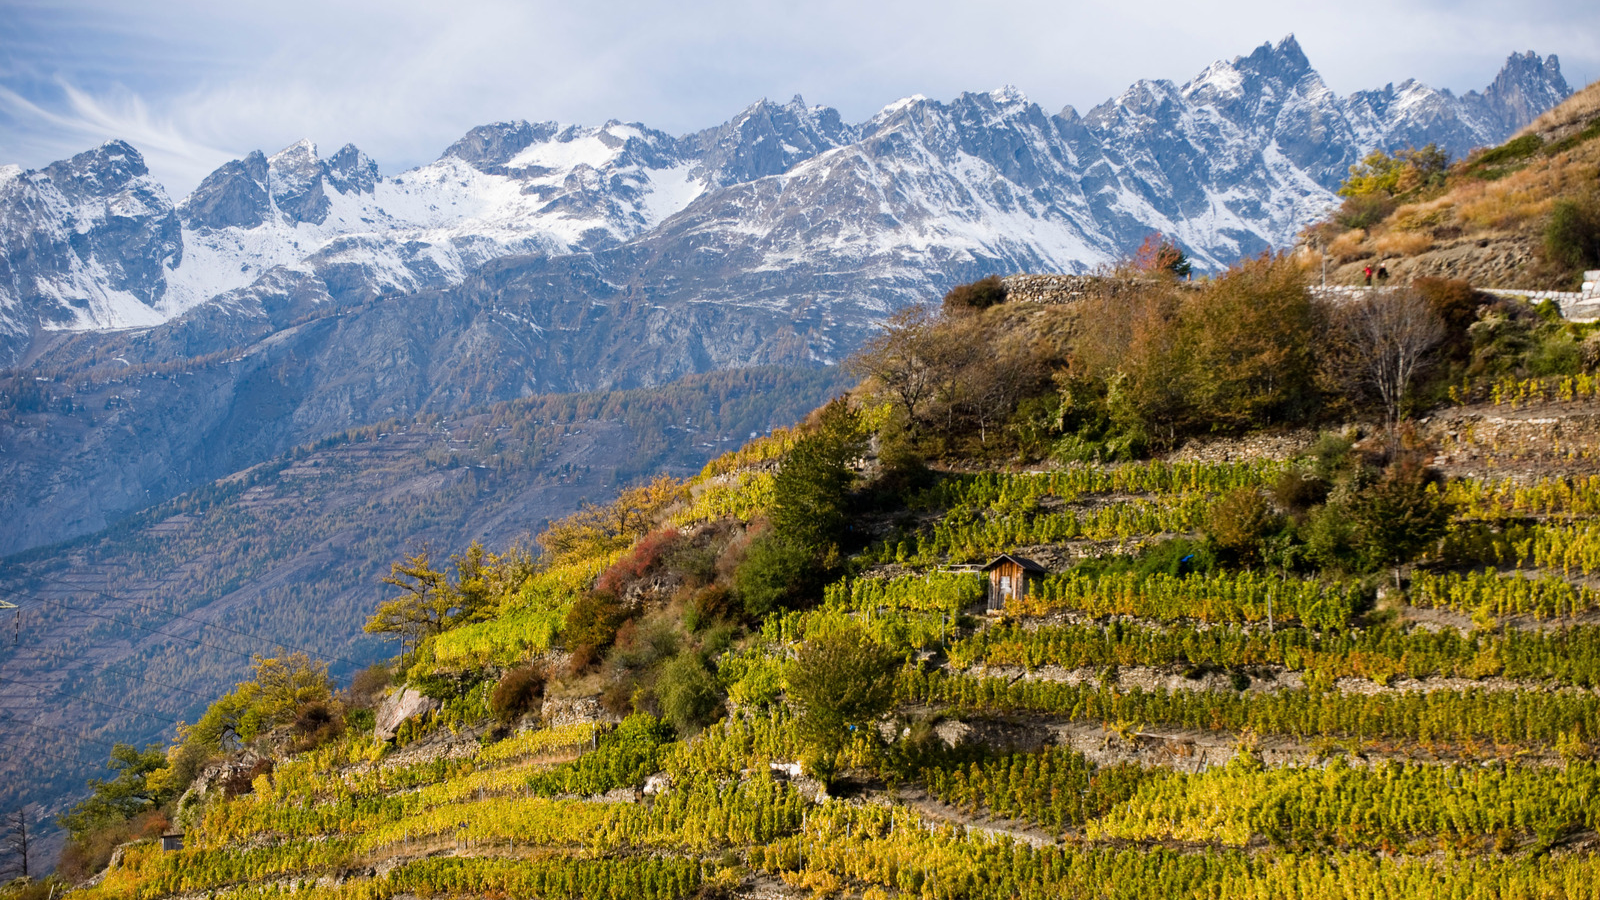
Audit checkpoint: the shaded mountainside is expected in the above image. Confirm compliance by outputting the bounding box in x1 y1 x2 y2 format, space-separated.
0 365 848 823
0 270 844 556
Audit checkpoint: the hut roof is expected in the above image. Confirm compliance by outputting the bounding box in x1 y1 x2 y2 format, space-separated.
980 554 1047 574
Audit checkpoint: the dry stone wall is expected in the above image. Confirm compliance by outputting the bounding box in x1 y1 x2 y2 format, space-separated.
1001 273 1195 305
1310 270 1600 321
1000 274 1104 304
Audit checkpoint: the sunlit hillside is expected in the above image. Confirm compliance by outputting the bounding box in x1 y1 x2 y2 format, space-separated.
1310 79 1600 289
26 263 1600 899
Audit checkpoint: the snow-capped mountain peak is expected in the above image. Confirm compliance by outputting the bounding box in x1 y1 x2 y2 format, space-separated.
0 39 1573 366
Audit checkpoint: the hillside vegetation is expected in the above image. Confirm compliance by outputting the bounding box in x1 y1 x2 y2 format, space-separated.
0 366 849 830
25 254 1600 897
1309 79 1600 289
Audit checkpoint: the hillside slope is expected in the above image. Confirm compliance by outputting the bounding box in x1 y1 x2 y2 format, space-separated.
32 267 1600 897
1313 78 1600 288
0 365 848 826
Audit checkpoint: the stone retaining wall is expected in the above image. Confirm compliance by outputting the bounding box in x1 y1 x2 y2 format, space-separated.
1007 271 1600 320
1001 273 1196 305
1309 271 1600 321
1000 274 1103 304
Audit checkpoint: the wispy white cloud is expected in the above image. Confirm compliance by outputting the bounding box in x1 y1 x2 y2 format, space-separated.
0 79 233 188
0 0 1594 196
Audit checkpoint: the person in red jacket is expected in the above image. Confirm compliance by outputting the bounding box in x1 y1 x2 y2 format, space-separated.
1363 264 1373 286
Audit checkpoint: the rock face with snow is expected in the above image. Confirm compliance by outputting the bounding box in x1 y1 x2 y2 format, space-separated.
0 140 181 354
0 40 1571 369
0 39 1573 554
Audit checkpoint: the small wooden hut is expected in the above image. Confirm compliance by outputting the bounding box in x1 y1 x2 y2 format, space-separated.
981 554 1046 613
161 832 184 852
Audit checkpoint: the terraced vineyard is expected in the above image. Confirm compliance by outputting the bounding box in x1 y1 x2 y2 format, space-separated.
42 205 1600 896
53 426 1600 900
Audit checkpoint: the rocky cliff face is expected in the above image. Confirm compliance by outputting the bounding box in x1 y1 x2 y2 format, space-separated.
0 40 1570 370
0 141 181 359
0 38 1573 554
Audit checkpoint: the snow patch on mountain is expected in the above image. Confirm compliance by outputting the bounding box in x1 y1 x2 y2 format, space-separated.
0 40 1573 366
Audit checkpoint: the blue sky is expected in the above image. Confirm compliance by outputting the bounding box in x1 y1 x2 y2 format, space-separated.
2 0 1594 195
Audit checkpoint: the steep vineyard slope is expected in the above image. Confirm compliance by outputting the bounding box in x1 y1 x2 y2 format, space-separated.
36 265 1600 898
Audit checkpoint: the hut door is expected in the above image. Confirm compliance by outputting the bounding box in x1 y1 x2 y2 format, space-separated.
989 564 1015 613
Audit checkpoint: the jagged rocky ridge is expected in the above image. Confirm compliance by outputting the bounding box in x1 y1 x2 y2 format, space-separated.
0 38 1569 367
0 38 1572 555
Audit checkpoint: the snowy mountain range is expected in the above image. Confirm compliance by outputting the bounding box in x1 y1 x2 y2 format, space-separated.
0 37 1573 555
0 37 1569 368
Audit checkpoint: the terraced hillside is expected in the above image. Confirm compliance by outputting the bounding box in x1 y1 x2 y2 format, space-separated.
34 232 1600 895
46 386 1600 897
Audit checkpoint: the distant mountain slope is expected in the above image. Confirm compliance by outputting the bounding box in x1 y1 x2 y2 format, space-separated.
0 365 849 819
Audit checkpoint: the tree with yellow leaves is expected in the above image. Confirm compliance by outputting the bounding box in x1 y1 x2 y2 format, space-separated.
364 543 501 648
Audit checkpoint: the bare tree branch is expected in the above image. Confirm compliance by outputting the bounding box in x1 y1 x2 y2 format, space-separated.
1335 289 1445 429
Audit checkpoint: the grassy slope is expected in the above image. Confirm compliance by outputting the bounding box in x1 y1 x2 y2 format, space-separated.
1320 79 1600 289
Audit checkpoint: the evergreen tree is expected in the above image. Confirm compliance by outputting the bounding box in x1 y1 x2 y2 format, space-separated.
1351 459 1451 576
769 400 865 552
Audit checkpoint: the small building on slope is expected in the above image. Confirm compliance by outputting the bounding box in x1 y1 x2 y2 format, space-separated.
981 554 1047 613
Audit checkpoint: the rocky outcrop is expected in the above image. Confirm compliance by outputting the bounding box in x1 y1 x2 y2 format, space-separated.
374 687 439 741
180 151 270 230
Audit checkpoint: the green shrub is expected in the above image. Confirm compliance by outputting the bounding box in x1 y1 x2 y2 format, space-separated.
1304 503 1360 571
1474 133 1544 168
345 707 376 733
1207 488 1282 563
734 532 826 618
1305 432 1356 481
564 590 629 672
1527 331 1583 377
1544 197 1600 274
656 651 723 734
1336 193 1397 229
